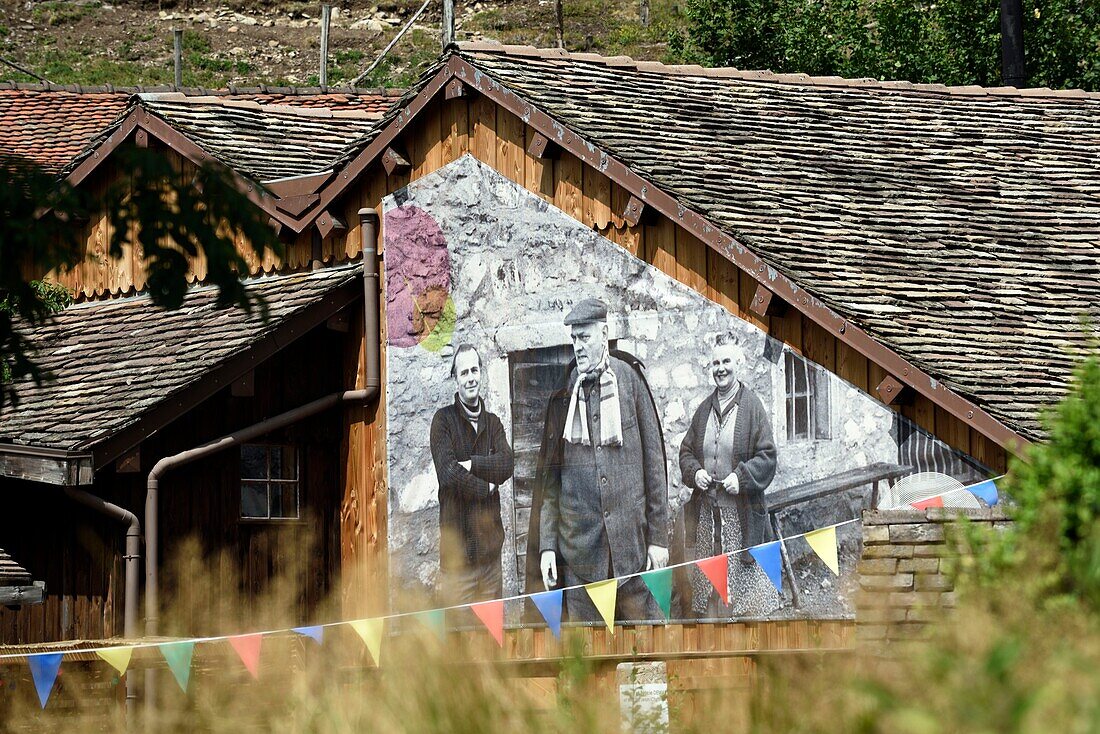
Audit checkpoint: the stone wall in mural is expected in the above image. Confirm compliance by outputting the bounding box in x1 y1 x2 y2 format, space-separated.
383 154 989 625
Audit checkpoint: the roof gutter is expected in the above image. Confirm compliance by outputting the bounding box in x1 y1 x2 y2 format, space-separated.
0 444 94 486
142 209 381 714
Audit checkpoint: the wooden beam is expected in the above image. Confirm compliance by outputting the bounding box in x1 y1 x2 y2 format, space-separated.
444 78 471 100
231 370 255 398
0 582 45 607
876 374 911 405
622 194 645 226
315 211 347 240
134 129 149 148
381 145 411 175
115 447 141 474
526 130 558 160
274 193 321 217
749 284 786 318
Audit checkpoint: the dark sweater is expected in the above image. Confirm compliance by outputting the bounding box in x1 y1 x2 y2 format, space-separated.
679 384 777 554
429 395 514 570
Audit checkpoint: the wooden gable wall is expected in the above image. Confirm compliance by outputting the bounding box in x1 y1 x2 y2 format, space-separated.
34 93 1009 620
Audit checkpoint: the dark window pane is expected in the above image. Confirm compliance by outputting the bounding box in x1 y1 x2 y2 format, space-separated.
786 400 794 441
271 483 299 519
274 446 297 480
794 358 808 394
241 482 269 518
795 396 809 438
784 353 794 397
241 445 267 480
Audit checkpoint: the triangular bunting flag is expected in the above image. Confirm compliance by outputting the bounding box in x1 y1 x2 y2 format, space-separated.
530 590 563 638
348 618 384 665
695 554 728 604
228 633 263 680
969 479 1000 506
292 626 324 645
471 600 505 647
411 609 446 639
912 495 944 510
749 541 784 594
158 641 195 693
804 526 840 576
27 652 63 709
95 646 133 676
640 568 673 620
585 579 618 633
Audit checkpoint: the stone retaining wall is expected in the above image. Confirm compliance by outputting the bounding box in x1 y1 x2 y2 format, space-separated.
856 507 1011 643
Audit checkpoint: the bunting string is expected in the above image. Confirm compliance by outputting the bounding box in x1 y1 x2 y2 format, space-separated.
2 474 1003 705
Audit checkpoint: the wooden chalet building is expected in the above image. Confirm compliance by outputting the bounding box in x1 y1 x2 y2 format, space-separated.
0 43 1097 661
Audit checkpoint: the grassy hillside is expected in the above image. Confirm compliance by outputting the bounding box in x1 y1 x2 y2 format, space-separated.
0 0 687 89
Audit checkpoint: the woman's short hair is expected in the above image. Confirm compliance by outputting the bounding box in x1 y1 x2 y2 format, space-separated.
714 332 739 348
449 343 482 378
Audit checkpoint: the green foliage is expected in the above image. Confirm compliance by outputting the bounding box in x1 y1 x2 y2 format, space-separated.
673 0 1100 90
992 351 1100 608
0 149 282 407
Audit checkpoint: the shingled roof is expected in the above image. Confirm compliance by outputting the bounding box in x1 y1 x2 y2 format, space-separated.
0 264 362 456
0 83 402 177
136 93 382 181
442 44 1100 442
0 88 131 173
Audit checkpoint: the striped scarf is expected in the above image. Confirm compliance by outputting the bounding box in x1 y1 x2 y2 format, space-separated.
563 353 623 447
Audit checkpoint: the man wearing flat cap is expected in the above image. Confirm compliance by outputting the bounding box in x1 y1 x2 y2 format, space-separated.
534 298 669 622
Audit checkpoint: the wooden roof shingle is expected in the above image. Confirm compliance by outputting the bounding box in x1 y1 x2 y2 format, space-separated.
0 265 362 454
449 44 1100 442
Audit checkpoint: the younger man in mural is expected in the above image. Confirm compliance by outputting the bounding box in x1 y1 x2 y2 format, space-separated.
430 344 514 604
679 334 780 617
537 298 669 622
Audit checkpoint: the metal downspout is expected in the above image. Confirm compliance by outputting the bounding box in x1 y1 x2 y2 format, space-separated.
142 209 380 714
62 487 141 713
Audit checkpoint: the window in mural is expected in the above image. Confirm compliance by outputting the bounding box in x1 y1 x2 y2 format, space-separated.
784 351 831 442
239 444 300 520
381 155 996 628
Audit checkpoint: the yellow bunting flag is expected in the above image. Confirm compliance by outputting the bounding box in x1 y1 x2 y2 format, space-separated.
348 618 385 666
584 579 618 633
96 647 133 676
804 526 840 576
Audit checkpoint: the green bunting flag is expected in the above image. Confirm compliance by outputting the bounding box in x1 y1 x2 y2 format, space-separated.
158 641 195 693
412 609 446 639
640 568 673 619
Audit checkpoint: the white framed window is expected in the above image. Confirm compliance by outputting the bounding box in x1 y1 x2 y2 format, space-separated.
240 444 300 520
784 352 831 441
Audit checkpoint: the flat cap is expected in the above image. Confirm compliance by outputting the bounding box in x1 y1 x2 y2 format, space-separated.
564 298 608 325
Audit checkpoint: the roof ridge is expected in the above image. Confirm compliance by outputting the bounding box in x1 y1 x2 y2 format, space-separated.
0 80 406 97
455 41 1099 101
136 93 383 120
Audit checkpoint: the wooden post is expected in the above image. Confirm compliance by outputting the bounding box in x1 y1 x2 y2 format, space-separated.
173 29 183 88
555 0 564 48
319 4 332 88
1000 0 1025 86
640 0 650 26
442 0 454 48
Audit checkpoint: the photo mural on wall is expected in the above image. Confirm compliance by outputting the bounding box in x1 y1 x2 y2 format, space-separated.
383 155 990 625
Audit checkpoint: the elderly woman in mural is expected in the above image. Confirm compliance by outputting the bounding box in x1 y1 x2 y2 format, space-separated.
679 334 781 618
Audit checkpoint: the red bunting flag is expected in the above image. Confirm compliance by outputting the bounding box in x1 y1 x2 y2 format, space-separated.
911 495 944 510
228 633 263 679
695 554 728 604
471 600 505 647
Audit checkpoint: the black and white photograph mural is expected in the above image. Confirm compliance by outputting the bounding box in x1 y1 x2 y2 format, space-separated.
383 155 989 625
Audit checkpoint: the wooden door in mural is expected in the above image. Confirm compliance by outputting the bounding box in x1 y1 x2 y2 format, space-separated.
508 344 574 580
